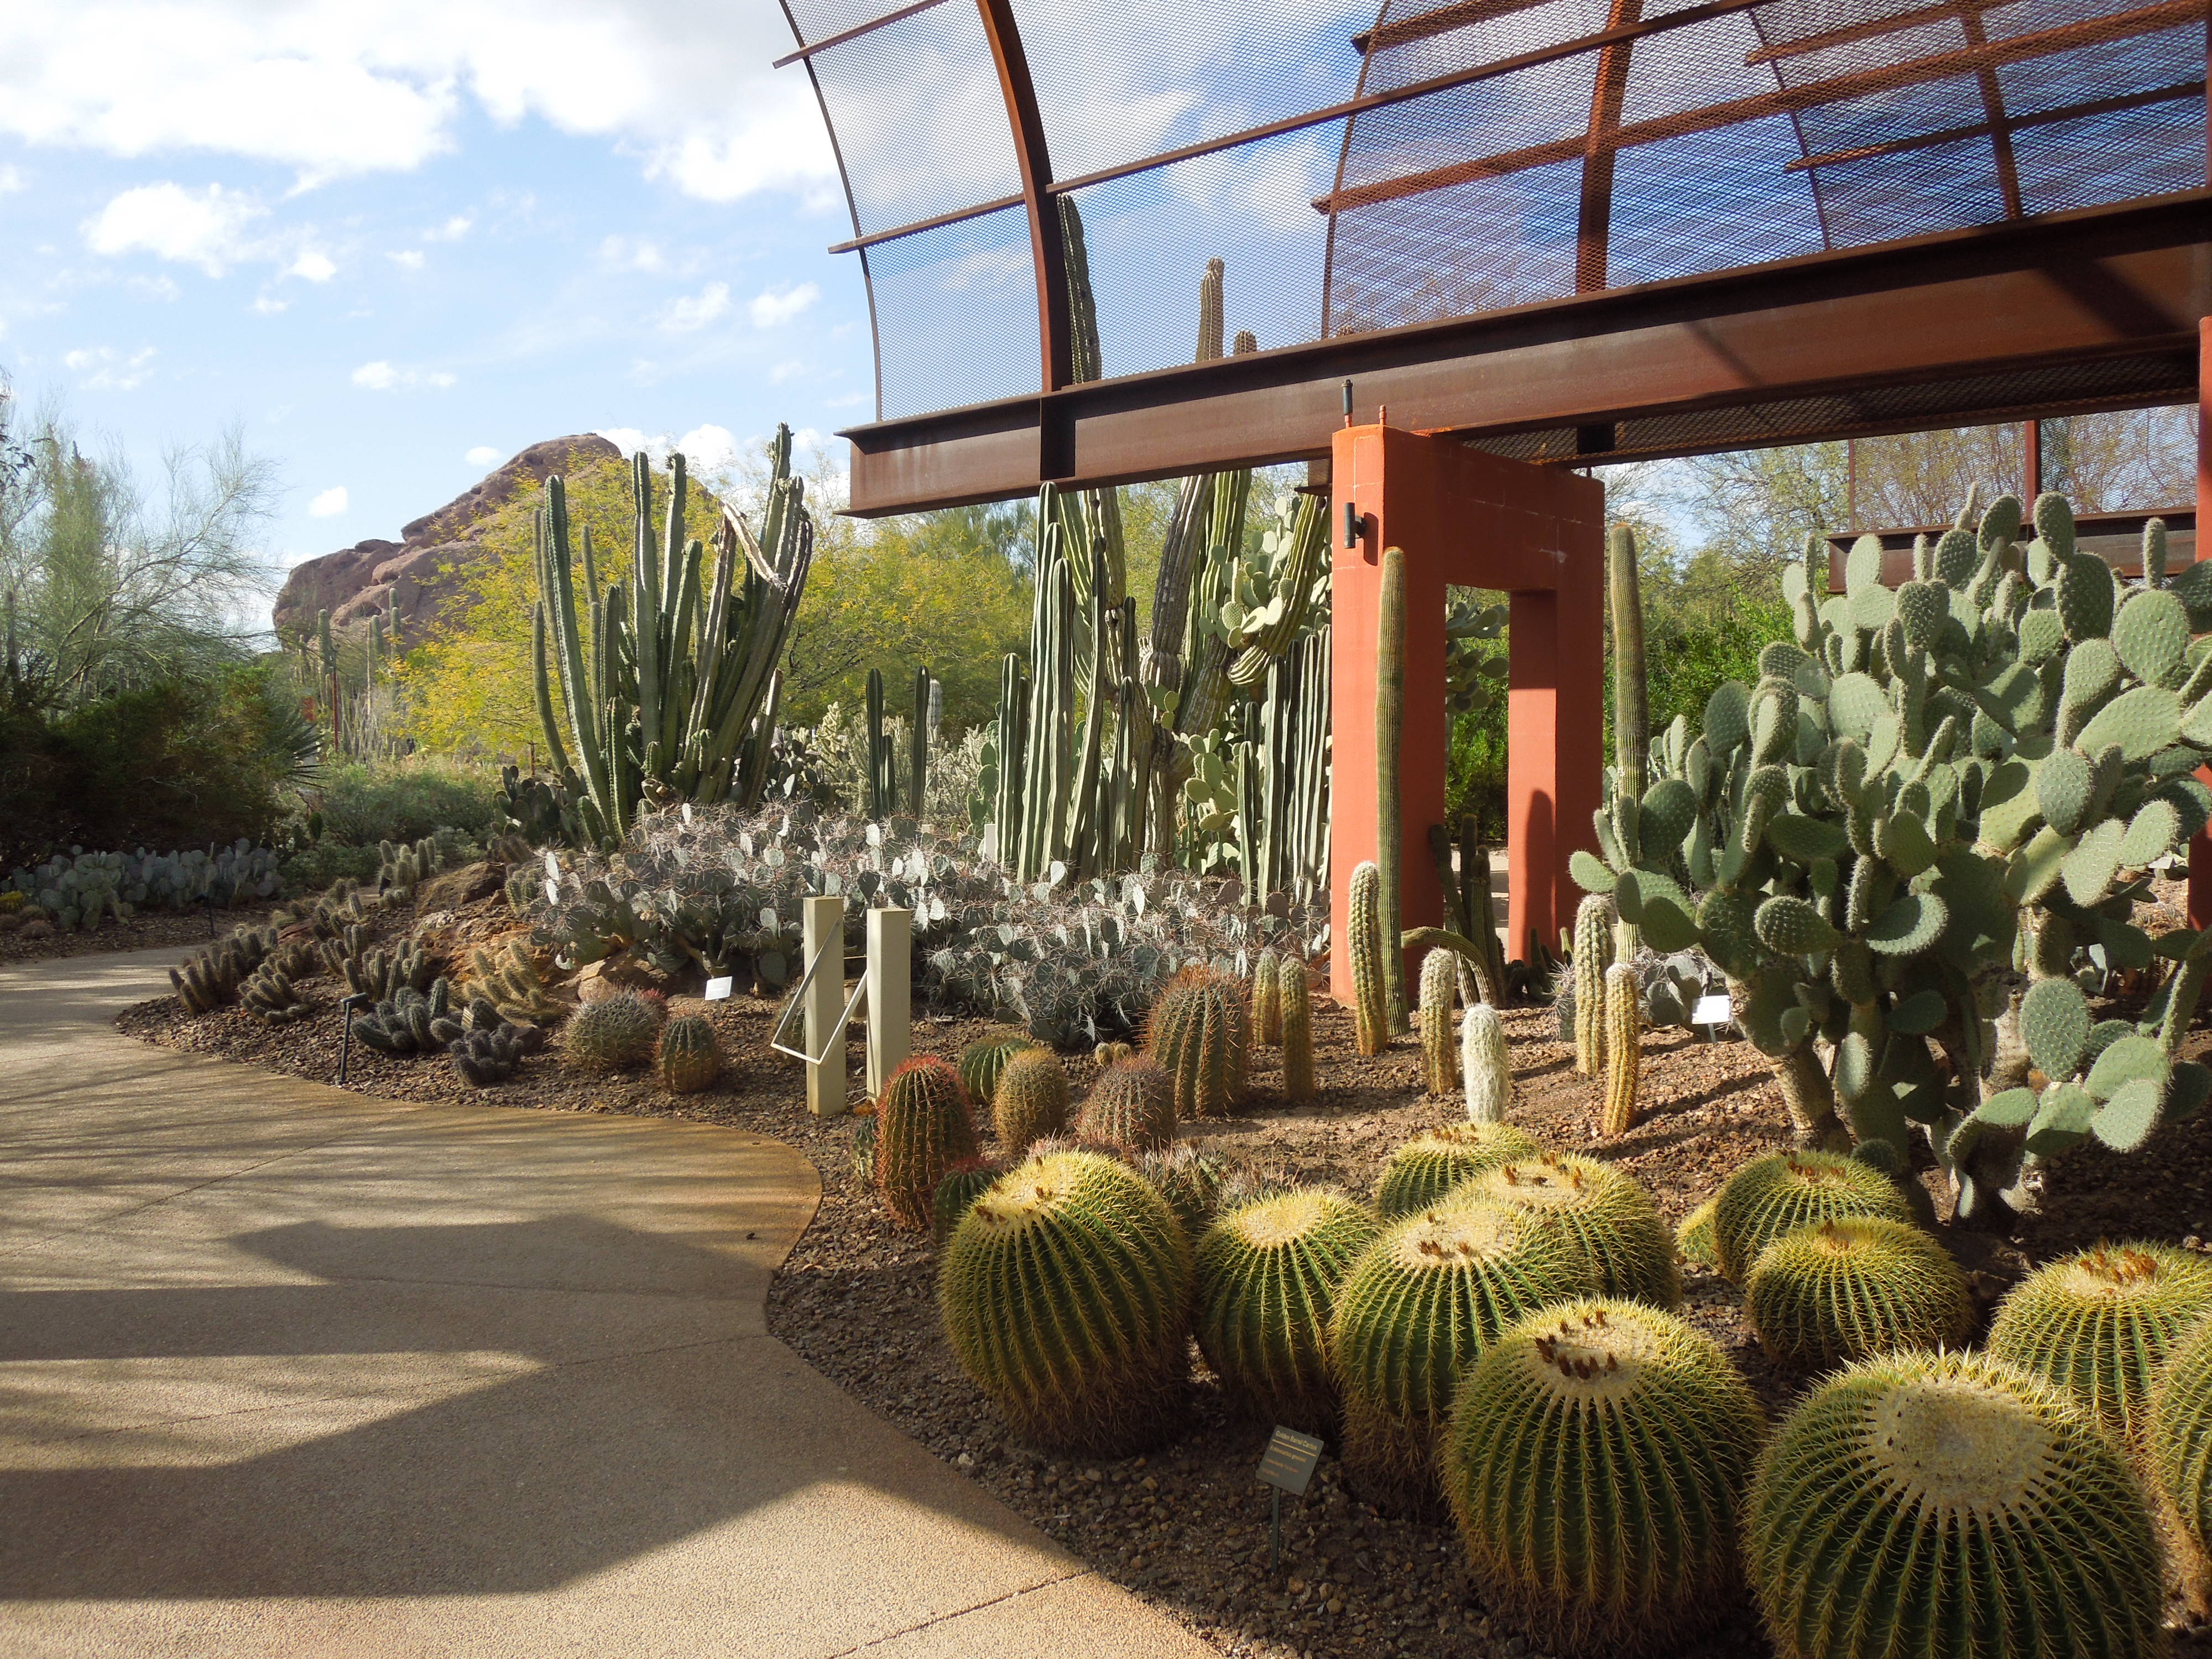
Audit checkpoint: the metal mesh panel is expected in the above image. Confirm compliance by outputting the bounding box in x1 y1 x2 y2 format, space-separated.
867 205 1041 419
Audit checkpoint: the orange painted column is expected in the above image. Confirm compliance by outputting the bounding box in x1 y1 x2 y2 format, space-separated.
1329 424 1605 1003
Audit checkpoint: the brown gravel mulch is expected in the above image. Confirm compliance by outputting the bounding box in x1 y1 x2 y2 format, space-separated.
1 905 282 967
114 887 2212 1659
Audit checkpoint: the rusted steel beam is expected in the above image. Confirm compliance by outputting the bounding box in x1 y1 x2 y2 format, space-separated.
974 0 1071 405
840 191 2211 514
1784 81 2204 172
772 0 950 68
1316 0 2199 214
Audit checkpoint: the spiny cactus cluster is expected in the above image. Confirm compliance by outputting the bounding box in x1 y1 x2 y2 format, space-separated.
993 1047 1071 1152
1467 1154 1679 1308
1445 1301 1765 1659
1144 966 1249 1119
940 1148 1192 1455
169 926 277 1014
354 979 454 1055
466 938 564 1024
1745 1216 1973 1369
656 1013 723 1094
449 1020 544 1086
1712 1150 1912 1281
1373 1121 1541 1220
560 990 661 1073
875 1055 977 1230
1074 1056 1177 1155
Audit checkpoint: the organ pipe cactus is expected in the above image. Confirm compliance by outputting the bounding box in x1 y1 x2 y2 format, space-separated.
1601 961 1640 1136
1348 861 1388 1056
1460 1001 1512 1123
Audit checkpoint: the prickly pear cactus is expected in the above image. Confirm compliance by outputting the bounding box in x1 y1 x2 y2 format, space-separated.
1744 1217 1973 1370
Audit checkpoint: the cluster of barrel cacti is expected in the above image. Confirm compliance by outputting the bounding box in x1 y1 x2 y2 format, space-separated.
1573 491 2212 1222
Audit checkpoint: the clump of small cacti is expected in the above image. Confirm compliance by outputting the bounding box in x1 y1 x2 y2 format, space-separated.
940 1148 1192 1455
1418 948 1457 1093
1675 1197 1719 1269
560 990 661 1073
1348 860 1388 1056
1746 1350 2164 1659
239 961 313 1024
1444 1300 1765 1658
875 1055 978 1230
1712 1150 1912 1281
1144 965 1249 1120
1330 1195 1593 1514
1600 961 1640 1136
932 1157 1004 1243
468 939 564 1024
448 1020 544 1086
1746 1217 1973 1370
1572 894 1610 1078
1279 953 1315 1100
1194 1187 1379 1434
1985 1241 2212 1446
1467 1153 1680 1308
993 1047 1071 1152
2151 1314 2212 1569
1074 1057 1177 1155
957 1033 1036 1109
656 1013 724 1094
1460 1001 1512 1124
1136 1142 1235 1238
1373 1121 1542 1220
354 979 454 1055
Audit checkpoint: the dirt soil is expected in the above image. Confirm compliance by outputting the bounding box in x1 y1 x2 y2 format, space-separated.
116 883 2212 1659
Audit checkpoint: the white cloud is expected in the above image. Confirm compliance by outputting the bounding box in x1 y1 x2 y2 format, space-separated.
308 484 348 517
388 248 425 270
424 215 472 241
287 248 337 281
63 345 157 390
352 360 454 392
84 181 265 275
0 165 22 194
465 444 502 467
661 281 731 333
749 283 819 330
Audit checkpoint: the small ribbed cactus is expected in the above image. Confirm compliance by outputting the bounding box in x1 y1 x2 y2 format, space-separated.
1144 965 1249 1119
560 991 661 1072
1074 1057 1177 1155
1348 860 1387 1056
1418 949 1457 1094
1329 1195 1593 1513
1572 894 1611 1078
1445 1300 1765 1658
1373 1121 1542 1220
1460 1001 1511 1124
1251 946 1282 1046
1600 961 1640 1136
940 1149 1193 1454
875 1055 979 1230
932 1157 1003 1244
1747 1351 2164 1659
1467 1152 1681 1308
1713 1150 1912 1281
1746 1217 1973 1370
2151 1314 2212 1568
1986 1241 2212 1446
958 1032 1036 1109
992 1046 1071 1154
1279 953 1315 1101
1194 1187 1379 1433
655 1012 723 1094
1674 1197 1718 1269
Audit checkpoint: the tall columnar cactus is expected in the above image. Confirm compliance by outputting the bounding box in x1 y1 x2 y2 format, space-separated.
1144 966 1250 1119
1251 946 1282 1046
1468 1153 1680 1308
1601 961 1641 1136
1279 952 1315 1101
1445 1300 1765 1659
1074 1056 1177 1155
1572 894 1610 1078
939 1149 1192 1455
1329 1196 1593 1514
1985 1241 2212 1446
2151 1315 2212 1568
1348 860 1388 1056
1745 1216 1973 1370
1375 545 1408 1031
1374 1121 1542 1218
1713 1150 1913 1282
1746 1351 2165 1659
1461 1001 1512 1124
1194 1187 1379 1434
875 1055 979 1230
656 1013 723 1094
992 1046 1071 1154
1417 948 1458 1093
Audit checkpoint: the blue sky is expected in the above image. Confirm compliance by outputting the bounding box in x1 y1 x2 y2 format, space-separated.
0 1 873 575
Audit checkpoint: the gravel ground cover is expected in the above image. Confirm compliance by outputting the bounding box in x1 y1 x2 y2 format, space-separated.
116 878 2212 1659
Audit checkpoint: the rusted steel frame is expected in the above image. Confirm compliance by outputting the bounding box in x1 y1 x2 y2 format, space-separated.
1316 0 2199 214
1575 0 1642 293
825 0 1776 257
841 191 2210 513
1784 80 2205 171
772 0 950 67
974 0 1072 401
1746 0 2000 64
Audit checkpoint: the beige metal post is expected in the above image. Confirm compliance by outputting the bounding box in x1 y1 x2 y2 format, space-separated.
802 894 846 1117
865 907 911 1099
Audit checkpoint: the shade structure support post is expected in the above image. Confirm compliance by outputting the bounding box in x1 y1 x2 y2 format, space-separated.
865 907 912 1098
1327 424 1605 1006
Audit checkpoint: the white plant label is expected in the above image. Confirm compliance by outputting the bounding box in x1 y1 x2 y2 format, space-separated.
705 975 734 1002
1691 993 1733 1026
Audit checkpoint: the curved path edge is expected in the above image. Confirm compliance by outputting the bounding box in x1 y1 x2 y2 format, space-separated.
0 946 1212 1659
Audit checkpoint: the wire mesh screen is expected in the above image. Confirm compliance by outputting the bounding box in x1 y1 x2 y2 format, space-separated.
868 205 1041 419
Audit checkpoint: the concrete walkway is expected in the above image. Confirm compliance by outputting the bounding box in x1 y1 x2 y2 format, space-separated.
0 947 1213 1659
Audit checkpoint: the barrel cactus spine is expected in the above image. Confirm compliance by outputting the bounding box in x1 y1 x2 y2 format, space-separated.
655 1012 723 1094
992 1046 1072 1154
1467 1152 1681 1308
1348 860 1387 1056
1279 953 1316 1101
1144 965 1250 1119
1074 1056 1177 1155
1572 894 1610 1078
1194 1187 1379 1434
1746 1350 2166 1659
875 1055 979 1230
1712 1150 1913 1281
1418 948 1457 1093
1444 1299 1764 1659
1601 961 1640 1136
1251 945 1282 1046
1745 1217 1973 1370
1374 1121 1542 1219
1460 1001 1512 1124
940 1149 1193 1455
